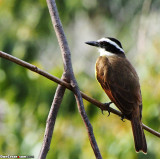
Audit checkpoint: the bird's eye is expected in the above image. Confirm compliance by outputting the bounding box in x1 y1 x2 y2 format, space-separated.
100 41 106 47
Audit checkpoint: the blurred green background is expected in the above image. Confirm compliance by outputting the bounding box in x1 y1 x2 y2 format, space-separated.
0 0 160 158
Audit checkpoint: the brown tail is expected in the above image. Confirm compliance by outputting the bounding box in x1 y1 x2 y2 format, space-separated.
131 115 147 154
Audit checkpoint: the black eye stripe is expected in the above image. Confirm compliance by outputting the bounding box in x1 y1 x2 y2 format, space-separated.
99 41 124 54
100 41 107 47
100 41 119 49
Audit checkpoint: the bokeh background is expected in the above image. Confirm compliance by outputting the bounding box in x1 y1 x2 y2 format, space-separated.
0 0 160 158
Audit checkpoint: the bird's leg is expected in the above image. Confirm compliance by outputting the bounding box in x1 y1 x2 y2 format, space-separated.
121 114 126 122
101 102 112 116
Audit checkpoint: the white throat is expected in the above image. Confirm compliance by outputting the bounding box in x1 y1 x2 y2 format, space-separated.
98 48 115 56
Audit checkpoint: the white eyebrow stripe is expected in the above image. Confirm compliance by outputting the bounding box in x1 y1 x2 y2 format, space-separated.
97 38 124 53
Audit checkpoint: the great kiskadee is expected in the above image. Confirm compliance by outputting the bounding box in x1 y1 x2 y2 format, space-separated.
85 37 147 153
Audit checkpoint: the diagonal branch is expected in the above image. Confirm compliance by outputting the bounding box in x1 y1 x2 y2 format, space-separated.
46 0 102 158
39 80 66 159
0 50 160 138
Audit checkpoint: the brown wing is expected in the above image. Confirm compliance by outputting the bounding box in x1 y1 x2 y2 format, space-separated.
103 58 142 116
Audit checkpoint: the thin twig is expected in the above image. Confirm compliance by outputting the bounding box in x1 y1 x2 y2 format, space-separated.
0 50 160 138
39 80 66 159
46 0 102 158
142 124 160 138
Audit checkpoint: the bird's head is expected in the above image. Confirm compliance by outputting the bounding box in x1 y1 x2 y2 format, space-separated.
85 37 125 56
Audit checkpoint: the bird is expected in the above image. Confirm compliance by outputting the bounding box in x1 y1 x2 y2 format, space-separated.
85 37 147 153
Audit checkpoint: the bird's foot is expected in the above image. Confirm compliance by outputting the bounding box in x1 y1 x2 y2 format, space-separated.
101 102 112 116
121 114 126 122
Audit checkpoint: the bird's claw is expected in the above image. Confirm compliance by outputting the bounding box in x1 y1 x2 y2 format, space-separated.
102 102 112 116
121 114 125 122
107 111 110 117
101 109 104 115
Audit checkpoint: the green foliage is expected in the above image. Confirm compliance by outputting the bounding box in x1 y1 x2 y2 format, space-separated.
0 0 160 158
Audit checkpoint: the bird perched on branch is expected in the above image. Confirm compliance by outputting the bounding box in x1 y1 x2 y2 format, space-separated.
85 37 147 153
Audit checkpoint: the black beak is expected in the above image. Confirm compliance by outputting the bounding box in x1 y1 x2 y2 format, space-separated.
85 41 99 47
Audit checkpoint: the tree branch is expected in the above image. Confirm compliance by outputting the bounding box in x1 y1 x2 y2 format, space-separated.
39 80 66 159
46 0 102 158
0 50 160 138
